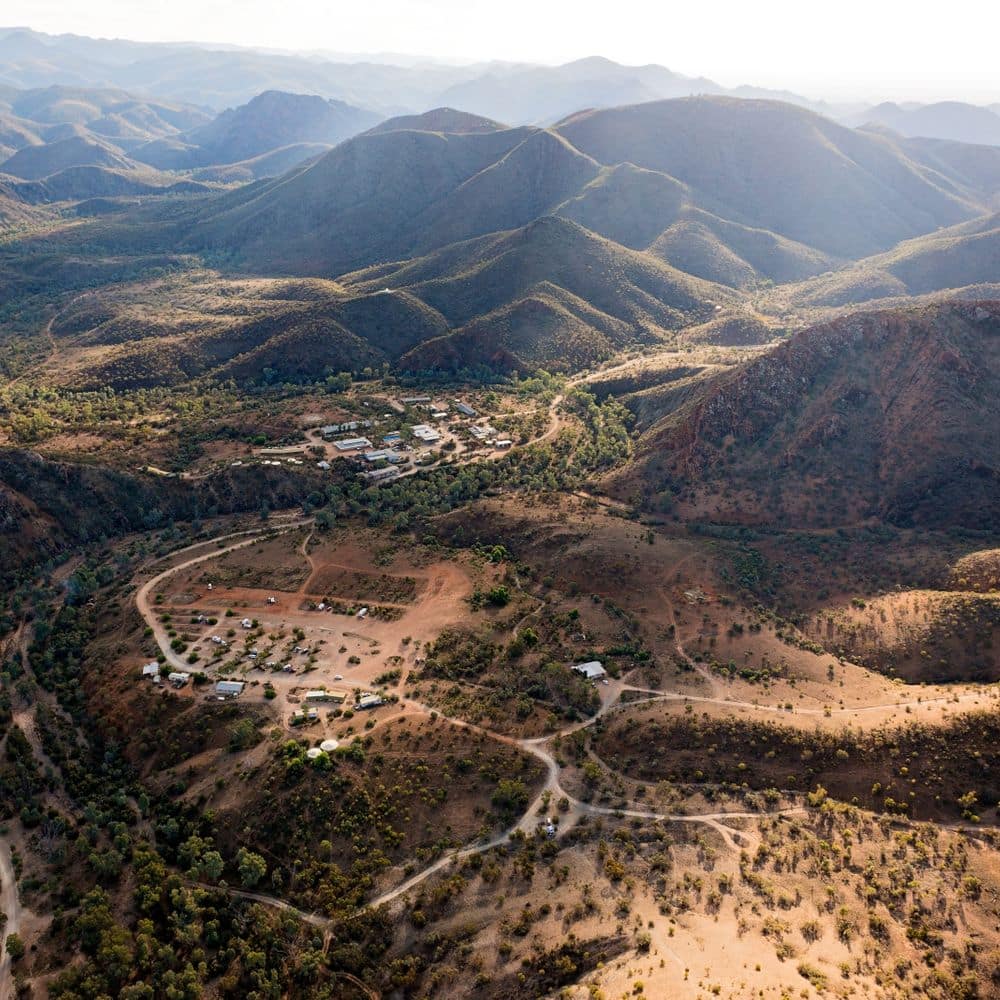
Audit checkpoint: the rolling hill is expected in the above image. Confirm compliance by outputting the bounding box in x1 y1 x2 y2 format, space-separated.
40 274 459 389
0 111 42 159
366 107 506 135
7 164 211 203
612 300 1000 529
188 143 333 183
0 131 137 178
2 83 210 137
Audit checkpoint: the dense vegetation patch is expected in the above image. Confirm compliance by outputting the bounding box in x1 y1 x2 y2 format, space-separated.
593 709 1000 822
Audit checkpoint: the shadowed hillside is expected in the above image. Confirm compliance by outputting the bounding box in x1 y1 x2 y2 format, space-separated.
0 181 50 232
0 448 320 585
612 300 1000 529
189 126 535 272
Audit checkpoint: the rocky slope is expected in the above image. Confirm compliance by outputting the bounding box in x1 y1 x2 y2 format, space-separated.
612 300 1000 529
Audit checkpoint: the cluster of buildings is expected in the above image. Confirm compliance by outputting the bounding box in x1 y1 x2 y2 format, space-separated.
139 663 247 700
302 688 386 711
470 423 512 449
313 398 490 482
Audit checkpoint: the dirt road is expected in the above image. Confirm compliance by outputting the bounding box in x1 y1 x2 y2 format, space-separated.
0 840 20 1000
135 521 311 672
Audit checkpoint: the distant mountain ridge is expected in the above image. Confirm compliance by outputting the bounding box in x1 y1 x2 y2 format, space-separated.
134 90 381 169
0 84 384 196
847 101 1000 147
0 26 842 119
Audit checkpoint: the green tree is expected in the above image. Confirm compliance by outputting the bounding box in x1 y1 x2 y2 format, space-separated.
198 850 225 883
4 932 25 961
237 847 268 888
492 779 529 819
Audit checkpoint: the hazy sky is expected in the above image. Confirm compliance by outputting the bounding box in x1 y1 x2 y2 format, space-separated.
7 0 1000 103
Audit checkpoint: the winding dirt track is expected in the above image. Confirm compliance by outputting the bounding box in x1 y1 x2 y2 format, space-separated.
0 841 20 1000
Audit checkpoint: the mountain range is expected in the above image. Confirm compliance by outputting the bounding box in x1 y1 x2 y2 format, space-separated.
4 26 1000 149
0 27 846 120
2 91 996 385
189 97 1000 272
0 39 998 389
0 87 382 202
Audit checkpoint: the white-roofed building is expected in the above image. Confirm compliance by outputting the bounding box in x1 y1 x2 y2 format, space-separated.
362 466 400 482
333 437 373 451
412 425 441 443
305 689 347 704
572 661 606 680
